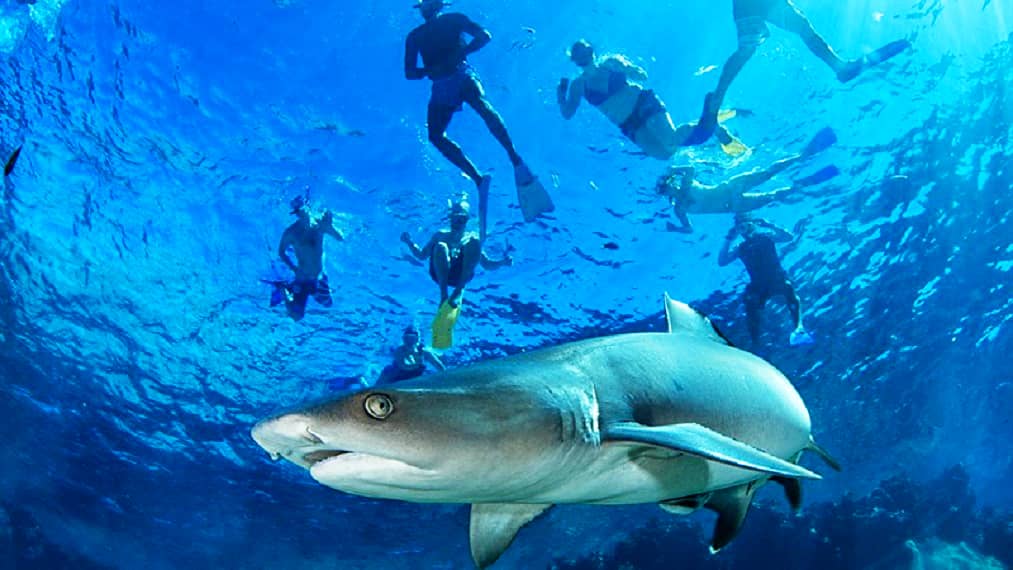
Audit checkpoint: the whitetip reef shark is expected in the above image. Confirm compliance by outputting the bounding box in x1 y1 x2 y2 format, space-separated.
252 294 839 568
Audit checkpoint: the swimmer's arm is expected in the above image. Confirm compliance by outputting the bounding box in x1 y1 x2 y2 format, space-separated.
401 232 435 261
601 55 648 81
404 33 427 80
322 211 345 241
667 204 693 234
718 232 739 266
479 250 513 270
558 76 584 119
424 349 447 371
461 17 492 56
278 230 298 272
757 219 794 243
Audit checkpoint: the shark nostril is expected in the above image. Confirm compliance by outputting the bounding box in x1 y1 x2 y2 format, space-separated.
305 428 324 445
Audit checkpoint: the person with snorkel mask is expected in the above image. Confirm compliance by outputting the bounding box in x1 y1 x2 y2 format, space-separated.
401 197 512 348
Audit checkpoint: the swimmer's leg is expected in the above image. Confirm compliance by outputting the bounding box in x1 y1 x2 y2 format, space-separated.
432 242 452 304
428 102 483 185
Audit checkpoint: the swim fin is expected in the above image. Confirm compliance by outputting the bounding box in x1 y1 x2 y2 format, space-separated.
432 299 462 350
802 127 837 157
514 163 554 223
790 328 815 347
717 109 737 124
4 146 22 177
837 39 912 83
794 165 840 187
720 136 750 157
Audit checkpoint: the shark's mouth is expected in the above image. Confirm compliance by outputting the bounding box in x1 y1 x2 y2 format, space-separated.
302 449 349 466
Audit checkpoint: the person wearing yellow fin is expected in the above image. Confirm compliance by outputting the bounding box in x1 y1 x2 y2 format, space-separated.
558 40 748 158
686 0 911 143
657 127 839 233
400 198 513 348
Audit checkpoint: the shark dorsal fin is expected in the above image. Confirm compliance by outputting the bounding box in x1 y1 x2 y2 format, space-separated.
663 293 730 345
469 503 552 569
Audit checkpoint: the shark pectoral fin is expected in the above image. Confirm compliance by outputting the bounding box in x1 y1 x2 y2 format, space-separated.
604 422 821 480
662 293 731 345
469 503 552 569
706 483 759 552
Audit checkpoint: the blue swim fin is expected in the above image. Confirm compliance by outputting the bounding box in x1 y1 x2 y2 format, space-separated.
790 328 815 347
802 127 837 157
794 165 840 187
838 39 912 83
515 163 554 223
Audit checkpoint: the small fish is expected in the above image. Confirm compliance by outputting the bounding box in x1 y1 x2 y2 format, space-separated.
4 146 22 177
694 65 718 77
603 242 620 251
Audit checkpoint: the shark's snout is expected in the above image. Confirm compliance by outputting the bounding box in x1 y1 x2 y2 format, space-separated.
251 414 334 467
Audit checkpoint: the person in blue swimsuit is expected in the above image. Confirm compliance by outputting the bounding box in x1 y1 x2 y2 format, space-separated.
719 214 814 346
405 0 539 239
688 0 911 142
400 198 512 308
557 40 747 158
376 326 446 386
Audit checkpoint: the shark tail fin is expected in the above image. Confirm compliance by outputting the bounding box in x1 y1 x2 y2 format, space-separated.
806 437 842 472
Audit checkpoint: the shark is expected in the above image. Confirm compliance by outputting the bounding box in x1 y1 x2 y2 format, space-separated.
251 294 839 568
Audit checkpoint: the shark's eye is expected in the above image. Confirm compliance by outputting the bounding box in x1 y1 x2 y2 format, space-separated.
364 394 394 420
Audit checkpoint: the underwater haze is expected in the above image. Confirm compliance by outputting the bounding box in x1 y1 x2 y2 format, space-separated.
1 0 1012 568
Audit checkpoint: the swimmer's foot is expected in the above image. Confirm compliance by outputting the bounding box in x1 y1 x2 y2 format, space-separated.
837 39 912 83
684 92 720 145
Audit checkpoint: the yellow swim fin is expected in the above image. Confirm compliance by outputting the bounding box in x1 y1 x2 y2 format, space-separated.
721 136 750 157
717 109 738 123
432 300 462 350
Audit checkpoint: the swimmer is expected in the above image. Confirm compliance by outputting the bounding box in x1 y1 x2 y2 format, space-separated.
687 0 911 142
400 198 512 308
376 325 446 386
271 196 345 322
657 127 838 233
558 40 747 157
405 0 552 237
718 214 814 346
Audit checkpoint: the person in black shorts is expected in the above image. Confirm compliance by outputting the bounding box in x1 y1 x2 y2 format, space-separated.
404 0 539 239
718 214 814 346
687 0 910 143
271 196 344 321
400 198 512 308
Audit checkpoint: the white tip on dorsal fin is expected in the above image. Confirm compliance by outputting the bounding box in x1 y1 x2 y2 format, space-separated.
663 293 729 345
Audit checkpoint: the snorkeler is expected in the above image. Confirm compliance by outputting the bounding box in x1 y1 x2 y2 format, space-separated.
270 196 345 322
376 325 447 385
558 40 748 157
400 198 512 348
719 214 813 346
404 0 553 236
657 127 839 233
686 0 911 142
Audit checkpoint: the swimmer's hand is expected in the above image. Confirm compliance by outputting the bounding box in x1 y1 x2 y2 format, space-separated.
557 78 569 103
725 227 738 240
400 232 414 246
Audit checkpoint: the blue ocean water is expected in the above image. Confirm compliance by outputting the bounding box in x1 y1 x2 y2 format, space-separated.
1 0 1011 568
